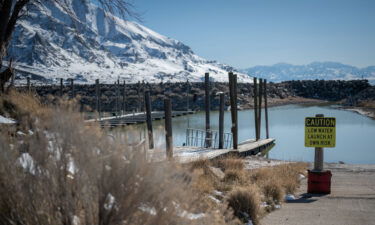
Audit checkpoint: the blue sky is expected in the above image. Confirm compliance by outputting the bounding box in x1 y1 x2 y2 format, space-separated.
132 0 375 68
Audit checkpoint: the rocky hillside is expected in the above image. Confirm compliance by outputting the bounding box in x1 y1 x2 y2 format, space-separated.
7 0 251 84
22 80 373 112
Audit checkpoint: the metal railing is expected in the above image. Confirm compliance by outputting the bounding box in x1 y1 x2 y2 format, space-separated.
185 128 232 149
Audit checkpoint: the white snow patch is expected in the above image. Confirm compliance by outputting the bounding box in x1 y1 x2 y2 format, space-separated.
179 210 205 220
139 204 157 216
104 193 115 211
17 153 36 174
0 115 16 124
285 194 296 201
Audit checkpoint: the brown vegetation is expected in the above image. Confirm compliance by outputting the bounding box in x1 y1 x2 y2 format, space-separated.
0 91 235 225
188 156 308 224
0 92 308 224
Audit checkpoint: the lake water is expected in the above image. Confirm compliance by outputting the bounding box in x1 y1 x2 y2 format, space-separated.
132 105 375 164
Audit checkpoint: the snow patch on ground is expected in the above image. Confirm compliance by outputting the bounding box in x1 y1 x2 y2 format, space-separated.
0 115 16 124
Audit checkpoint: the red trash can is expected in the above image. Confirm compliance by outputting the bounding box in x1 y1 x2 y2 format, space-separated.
307 170 332 194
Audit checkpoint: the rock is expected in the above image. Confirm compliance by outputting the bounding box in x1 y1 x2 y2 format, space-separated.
208 166 225 180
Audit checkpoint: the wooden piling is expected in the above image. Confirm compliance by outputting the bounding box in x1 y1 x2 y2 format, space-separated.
204 73 211 148
27 77 30 92
145 91 154 149
70 79 74 98
253 77 259 140
228 72 238 149
186 79 190 111
60 78 63 96
233 74 238 149
122 81 126 114
258 78 263 138
219 92 225 149
137 81 141 112
264 79 269 139
115 80 120 116
164 98 173 159
95 79 100 113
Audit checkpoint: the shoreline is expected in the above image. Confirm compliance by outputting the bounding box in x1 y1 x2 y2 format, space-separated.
340 106 375 119
240 97 375 120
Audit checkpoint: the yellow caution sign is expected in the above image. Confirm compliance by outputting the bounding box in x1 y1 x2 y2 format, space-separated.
305 117 336 148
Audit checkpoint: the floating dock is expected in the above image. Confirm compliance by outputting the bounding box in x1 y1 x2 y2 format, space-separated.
148 138 275 163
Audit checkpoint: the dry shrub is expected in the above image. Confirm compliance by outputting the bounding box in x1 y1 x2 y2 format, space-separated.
189 158 211 171
0 92 235 225
215 156 244 171
250 162 308 196
223 169 246 185
261 180 284 205
191 168 216 194
227 186 261 225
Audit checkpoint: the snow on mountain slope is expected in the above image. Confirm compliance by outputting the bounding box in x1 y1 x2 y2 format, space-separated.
241 62 375 84
7 0 251 84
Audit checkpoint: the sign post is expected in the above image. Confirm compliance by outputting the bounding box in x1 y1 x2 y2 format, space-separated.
305 114 336 194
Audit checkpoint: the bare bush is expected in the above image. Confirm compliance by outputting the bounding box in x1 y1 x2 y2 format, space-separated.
0 92 231 225
227 186 261 225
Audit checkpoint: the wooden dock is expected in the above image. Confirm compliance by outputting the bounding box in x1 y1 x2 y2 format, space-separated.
86 111 195 127
148 138 275 163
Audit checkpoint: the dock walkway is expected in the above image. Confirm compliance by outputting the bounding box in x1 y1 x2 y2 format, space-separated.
148 138 275 163
86 111 195 127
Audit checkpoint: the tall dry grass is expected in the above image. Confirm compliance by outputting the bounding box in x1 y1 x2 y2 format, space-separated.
188 156 308 223
0 91 234 225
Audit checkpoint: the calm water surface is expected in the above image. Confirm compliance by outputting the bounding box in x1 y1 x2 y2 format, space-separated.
136 105 375 164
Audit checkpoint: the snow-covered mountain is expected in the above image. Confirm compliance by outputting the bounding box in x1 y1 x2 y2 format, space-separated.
241 62 375 84
7 0 251 84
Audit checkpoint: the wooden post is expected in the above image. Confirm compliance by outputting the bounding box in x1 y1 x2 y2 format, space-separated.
264 79 269 139
253 77 259 140
233 74 238 149
136 81 141 112
27 77 31 92
95 79 100 113
164 98 173 159
219 92 225 149
145 91 154 149
70 79 74 98
115 80 119 116
228 72 238 149
204 73 211 148
60 78 63 96
258 78 263 138
314 114 324 171
186 79 190 111
122 81 126 115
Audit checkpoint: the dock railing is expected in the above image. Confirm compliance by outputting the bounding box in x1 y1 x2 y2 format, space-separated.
185 128 232 149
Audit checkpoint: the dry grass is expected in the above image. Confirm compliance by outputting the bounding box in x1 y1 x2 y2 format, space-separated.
214 155 244 171
262 179 284 205
188 156 308 222
0 91 237 225
0 92 308 224
227 186 261 225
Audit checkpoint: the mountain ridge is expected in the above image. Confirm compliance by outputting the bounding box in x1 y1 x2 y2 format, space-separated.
7 0 251 84
241 62 375 84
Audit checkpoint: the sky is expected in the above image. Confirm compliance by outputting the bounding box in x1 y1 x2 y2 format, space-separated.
132 0 375 69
